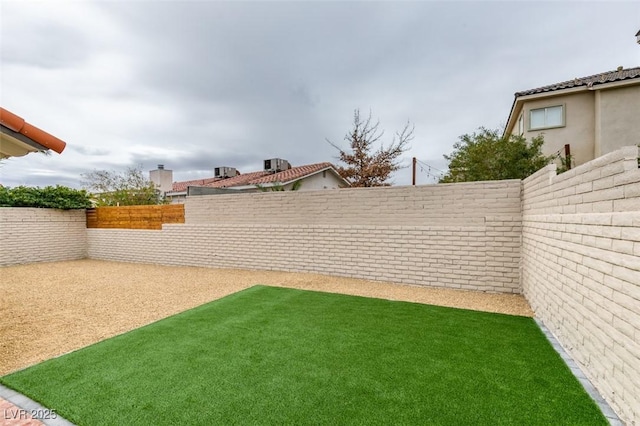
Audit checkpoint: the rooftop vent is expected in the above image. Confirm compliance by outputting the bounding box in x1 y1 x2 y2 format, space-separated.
157 164 164 170
214 167 237 179
264 158 290 173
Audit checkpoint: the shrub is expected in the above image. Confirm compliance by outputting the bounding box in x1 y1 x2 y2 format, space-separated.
0 185 92 209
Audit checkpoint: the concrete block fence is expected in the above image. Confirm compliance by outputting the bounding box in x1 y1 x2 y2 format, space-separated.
0 146 638 424
0 208 86 266
88 180 524 293
87 222 521 293
521 145 640 424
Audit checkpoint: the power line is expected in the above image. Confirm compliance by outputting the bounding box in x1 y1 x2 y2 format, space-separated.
413 158 445 184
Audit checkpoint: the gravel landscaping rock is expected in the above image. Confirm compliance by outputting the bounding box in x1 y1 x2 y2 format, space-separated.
1 259 533 376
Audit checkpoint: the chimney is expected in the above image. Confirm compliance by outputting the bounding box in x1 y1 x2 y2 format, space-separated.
149 164 173 194
636 29 640 45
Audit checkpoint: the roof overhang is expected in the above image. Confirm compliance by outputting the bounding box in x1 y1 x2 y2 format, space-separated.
503 77 640 137
0 107 66 158
1 125 50 158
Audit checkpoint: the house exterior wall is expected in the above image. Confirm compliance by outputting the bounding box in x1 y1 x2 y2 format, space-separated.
598 85 640 156
88 181 524 293
512 81 640 168
0 208 87 266
167 194 187 204
521 145 640 424
523 91 595 167
288 170 346 190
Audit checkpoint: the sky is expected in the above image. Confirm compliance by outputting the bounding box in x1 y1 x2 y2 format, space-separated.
1 0 639 188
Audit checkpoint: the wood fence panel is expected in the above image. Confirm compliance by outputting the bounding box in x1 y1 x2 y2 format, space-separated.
86 205 185 230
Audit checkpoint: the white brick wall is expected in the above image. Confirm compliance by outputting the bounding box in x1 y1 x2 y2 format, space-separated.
0 208 87 266
88 181 524 293
186 181 522 225
522 145 640 425
4 148 639 423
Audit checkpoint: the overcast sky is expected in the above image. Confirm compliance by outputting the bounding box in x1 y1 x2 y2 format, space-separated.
1 1 639 188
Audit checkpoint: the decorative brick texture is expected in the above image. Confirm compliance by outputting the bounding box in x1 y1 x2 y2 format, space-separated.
88 181 523 293
0 208 87 266
521 145 640 425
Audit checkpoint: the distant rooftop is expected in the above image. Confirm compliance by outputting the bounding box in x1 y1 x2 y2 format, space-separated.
170 162 340 193
515 66 640 97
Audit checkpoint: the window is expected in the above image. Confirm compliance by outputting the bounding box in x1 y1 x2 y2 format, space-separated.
529 105 564 130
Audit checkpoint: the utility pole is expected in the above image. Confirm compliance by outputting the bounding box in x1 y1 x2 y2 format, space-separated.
412 157 417 185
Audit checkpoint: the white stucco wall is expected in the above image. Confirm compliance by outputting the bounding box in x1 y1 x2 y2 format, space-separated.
598 85 640 156
523 91 595 167
285 170 346 190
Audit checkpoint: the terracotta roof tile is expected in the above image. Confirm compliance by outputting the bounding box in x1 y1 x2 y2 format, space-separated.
515 66 640 97
0 107 67 154
171 177 221 192
208 171 270 188
251 162 333 184
170 162 340 192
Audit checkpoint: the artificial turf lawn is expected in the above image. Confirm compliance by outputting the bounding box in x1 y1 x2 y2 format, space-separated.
2 286 606 425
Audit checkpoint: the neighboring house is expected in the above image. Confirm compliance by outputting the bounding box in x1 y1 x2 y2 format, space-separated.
504 66 640 167
151 159 350 203
0 107 67 158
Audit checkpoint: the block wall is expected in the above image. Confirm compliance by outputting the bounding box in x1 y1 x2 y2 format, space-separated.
88 181 523 293
0 208 87 266
521 145 640 424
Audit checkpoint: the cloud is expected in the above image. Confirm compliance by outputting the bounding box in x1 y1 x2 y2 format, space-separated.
1 1 639 188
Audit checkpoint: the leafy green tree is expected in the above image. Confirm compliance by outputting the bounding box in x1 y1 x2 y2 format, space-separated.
328 109 413 187
440 128 552 183
81 165 164 206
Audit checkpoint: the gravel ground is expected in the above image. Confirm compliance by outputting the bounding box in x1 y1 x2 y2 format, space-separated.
1 259 533 376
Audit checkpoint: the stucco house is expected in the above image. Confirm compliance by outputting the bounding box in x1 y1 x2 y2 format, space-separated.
0 107 67 159
151 159 350 203
504 66 640 167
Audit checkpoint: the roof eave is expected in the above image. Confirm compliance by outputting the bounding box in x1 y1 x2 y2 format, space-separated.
503 97 522 138
256 166 350 188
1 124 51 154
278 166 347 186
0 108 66 154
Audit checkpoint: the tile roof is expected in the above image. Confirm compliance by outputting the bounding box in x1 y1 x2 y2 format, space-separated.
206 171 271 188
171 177 221 192
250 162 333 184
169 162 338 193
0 107 67 157
515 66 640 97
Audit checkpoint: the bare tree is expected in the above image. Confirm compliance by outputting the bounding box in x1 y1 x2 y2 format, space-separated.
328 109 413 187
81 165 164 206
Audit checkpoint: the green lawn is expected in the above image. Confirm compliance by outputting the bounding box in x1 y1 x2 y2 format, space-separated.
1 286 605 425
